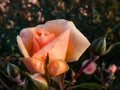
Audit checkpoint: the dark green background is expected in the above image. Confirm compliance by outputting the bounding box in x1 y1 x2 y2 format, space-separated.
0 0 120 90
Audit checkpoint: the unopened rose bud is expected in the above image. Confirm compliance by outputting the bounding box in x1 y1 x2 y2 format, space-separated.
90 36 106 56
26 73 48 90
82 60 97 75
6 62 20 78
90 29 112 56
108 64 117 74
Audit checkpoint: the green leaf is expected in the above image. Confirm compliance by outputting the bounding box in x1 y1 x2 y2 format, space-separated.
14 86 25 90
104 42 120 55
69 83 103 90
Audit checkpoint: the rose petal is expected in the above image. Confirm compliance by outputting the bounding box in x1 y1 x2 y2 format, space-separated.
48 59 69 77
32 29 55 55
20 27 35 56
33 29 70 61
21 57 45 74
32 34 40 55
37 19 90 62
16 35 30 57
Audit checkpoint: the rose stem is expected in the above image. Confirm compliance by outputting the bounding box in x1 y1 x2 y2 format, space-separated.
0 77 10 90
61 73 66 87
64 54 99 90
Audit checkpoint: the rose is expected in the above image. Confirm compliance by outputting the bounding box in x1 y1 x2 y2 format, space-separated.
16 19 90 77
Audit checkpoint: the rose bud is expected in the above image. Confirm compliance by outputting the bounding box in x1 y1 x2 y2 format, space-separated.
16 19 90 77
90 35 106 56
26 73 48 90
108 64 117 74
6 62 20 78
82 60 97 75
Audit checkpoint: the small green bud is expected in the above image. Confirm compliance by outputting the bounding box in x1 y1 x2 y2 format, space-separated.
7 62 20 78
90 29 112 56
26 73 48 90
90 36 106 56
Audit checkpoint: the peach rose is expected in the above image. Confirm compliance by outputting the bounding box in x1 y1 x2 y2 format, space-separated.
82 60 97 75
16 19 90 77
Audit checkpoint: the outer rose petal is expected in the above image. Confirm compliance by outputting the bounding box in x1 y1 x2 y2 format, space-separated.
21 57 45 74
48 59 69 77
37 19 90 62
19 28 35 56
16 36 30 57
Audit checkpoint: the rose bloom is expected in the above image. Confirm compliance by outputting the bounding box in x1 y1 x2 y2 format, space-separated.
82 60 97 75
108 64 117 74
17 19 90 77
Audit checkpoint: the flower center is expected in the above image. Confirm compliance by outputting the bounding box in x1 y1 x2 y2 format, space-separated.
31 29 55 55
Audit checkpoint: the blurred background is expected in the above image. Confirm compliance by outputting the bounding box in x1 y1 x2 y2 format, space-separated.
0 0 120 90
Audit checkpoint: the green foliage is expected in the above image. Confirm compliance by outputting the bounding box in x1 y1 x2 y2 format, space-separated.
69 83 103 90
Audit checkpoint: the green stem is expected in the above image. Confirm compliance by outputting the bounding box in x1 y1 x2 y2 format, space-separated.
64 54 99 90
